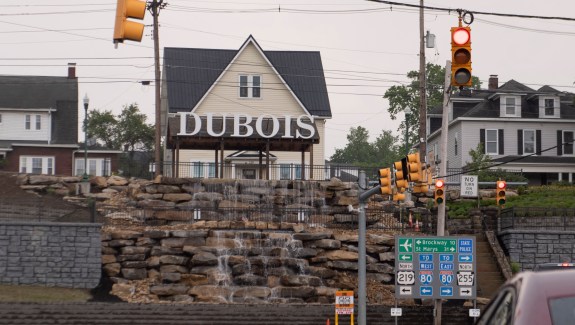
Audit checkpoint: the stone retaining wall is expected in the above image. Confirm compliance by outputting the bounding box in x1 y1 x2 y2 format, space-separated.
0 222 102 288
499 230 575 270
102 225 396 304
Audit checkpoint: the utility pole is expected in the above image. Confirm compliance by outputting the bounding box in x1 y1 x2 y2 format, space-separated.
433 60 451 325
418 0 427 162
150 0 164 178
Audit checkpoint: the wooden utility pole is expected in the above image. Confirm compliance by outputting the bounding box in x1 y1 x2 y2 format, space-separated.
418 0 427 160
151 0 164 178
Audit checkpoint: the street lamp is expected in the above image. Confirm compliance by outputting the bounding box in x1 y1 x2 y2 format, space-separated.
82 94 90 181
405 107 412 155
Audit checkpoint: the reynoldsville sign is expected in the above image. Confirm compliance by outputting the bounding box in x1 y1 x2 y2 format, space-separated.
177 112 316 139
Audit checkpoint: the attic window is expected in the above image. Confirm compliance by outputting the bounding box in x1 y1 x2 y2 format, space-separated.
239 75 261 98
505 98 516 115
545 99 554 116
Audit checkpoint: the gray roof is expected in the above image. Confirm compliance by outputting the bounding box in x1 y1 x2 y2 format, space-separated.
497 79 535 93
0 75 78 145
163 36 332 118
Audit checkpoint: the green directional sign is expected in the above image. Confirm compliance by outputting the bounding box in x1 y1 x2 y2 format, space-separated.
398 254 413 262
414 238 457 253
398 238 413 253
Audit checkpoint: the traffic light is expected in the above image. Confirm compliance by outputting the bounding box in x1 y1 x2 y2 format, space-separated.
407 152 422 183
393 191 406 202
434 179 445 205
496 180 507 206
113 0 147 43
412 184 429 194
394 158 408 190
378 168 392 195
450 26 472 87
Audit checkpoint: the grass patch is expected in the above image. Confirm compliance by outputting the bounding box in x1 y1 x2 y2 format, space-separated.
448 184 575 218
0 285 91 303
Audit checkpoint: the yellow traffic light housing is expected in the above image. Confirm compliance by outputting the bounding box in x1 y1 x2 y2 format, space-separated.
496 180 507 206
450 26 472 87
114 0 147 43
434 179 445 205
394 158 408 190
378 168 392 195
393 192 406 202
407 152 422 183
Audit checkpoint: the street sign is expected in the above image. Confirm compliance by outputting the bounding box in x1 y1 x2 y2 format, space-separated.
396 271 415 285
469 309 481 317
335 290 354 315
395 236 476 299
461 175 478 198
391 308 402 316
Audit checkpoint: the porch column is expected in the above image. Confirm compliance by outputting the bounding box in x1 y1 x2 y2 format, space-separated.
265 142 270 180
215 148 219 178
301 150 305 180
309 145 314 180
175 138 180 178
171 147 175 178
258 149 263 180
220 140 225 179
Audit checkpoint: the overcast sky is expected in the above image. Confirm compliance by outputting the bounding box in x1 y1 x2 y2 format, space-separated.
2 0 574 158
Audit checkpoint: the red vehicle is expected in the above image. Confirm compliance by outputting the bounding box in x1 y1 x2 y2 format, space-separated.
477 269 575 325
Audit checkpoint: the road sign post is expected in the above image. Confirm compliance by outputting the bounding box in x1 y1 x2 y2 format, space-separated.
335 290 355 325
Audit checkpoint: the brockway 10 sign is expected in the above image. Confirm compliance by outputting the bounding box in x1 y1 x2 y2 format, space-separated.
394 236 476 300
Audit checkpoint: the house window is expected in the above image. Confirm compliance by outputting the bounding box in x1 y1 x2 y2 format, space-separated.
0 114 2 124
75 158 112 177
239 75 261 98
208 163 216 178
19 156 55 175
25 115 31 130
485 129 498 154
545 99 554 116
35 115 41 130
564 131 574 155
505 98 516 115
280 164 291 180
523 130 535 155
192 162 203 177
454 133 458 156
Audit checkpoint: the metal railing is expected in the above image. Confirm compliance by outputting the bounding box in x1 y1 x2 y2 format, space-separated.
98 205 435 232
138 161 374 181
499 207 575 231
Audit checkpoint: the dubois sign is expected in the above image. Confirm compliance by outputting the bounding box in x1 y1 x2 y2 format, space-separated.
176 112 316 139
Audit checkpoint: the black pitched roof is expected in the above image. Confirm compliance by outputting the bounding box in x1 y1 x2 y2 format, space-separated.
0 75 78 145
538 85 561 93
163 37 332 118
497 79 535 93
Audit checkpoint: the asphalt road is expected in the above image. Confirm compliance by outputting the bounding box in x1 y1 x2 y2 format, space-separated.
0 302 474 325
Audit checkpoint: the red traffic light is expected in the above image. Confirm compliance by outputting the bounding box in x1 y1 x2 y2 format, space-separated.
497 180 507 189
452 28 470 45
435 179 444 188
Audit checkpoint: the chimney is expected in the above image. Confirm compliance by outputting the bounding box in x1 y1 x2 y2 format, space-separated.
488 75 498 90
68 63 76 79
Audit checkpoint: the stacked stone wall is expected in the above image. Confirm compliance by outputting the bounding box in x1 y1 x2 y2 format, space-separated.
0 222 101 288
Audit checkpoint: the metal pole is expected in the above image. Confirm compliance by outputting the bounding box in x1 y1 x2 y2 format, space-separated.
358 170 367 325
82 94 89 182
418 0 427 159
434 60 452 325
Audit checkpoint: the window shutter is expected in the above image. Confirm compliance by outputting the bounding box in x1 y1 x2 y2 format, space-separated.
480 129 485 153
536 130 542 155
557 130 563 155
517 129 523 155
499 129 504 155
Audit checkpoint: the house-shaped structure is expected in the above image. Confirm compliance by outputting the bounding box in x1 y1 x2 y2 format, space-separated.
427 75 575 185
161 35 332 180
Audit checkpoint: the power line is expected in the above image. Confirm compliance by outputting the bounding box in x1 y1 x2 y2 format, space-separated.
366 0 575 22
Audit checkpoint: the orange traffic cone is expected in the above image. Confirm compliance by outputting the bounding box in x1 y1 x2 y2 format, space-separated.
415 221 420 232
326 319 330 325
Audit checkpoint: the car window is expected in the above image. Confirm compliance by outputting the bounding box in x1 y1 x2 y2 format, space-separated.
478 288 516 325
549 296 575 325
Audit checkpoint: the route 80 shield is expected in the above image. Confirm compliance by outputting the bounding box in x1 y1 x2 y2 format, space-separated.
396 271 415 285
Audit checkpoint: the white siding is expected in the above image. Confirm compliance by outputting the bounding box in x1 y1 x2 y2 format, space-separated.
0 111 50 141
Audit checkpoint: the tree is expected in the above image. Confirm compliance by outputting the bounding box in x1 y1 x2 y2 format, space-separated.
383 63 482 148
330 126 402 168
86 103 154 151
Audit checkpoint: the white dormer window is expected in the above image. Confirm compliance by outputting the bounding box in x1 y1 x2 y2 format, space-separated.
539 96 559 118
501 96 521 117
239 75 261 98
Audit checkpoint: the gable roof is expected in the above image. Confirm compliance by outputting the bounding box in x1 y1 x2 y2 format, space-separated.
163 36 332 118
0 75 78 145
497 79 535 93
